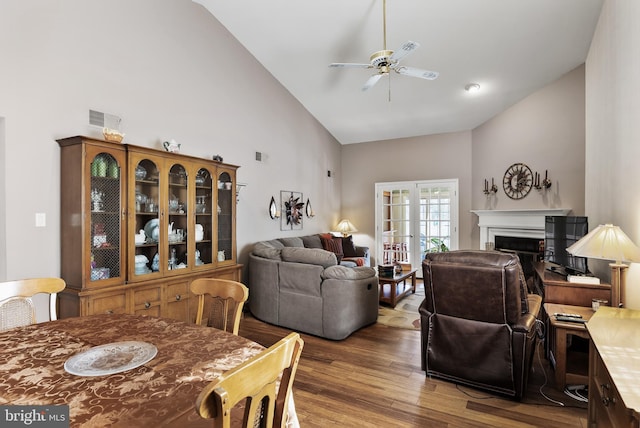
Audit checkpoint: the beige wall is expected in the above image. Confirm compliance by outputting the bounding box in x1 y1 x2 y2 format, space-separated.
0 0 341 281
341 131 473 259
585 0 640 308
470 65 587 246
342 65 587 257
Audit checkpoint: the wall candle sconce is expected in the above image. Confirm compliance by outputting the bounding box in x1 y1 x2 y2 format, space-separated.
269 196 280 219
483 178 497 195
534 170 552 190
236 182 247 204
305 198 315 218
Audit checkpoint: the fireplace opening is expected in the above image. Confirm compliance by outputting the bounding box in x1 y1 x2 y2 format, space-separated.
494 235 544 280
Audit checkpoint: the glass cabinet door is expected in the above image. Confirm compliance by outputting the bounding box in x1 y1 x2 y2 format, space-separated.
194 165 213 268
167 162 189 272
216 169 235 264
87 148 125 285
131 156 161 280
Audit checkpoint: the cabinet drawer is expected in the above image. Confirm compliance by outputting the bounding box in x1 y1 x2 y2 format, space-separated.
132 285 162 315
166 281 190 323
592 350 636 427
85 291 127 315
132 286 162 306
167 282 188 300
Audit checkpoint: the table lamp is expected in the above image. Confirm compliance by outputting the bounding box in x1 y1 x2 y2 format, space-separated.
334 219 358 237
566 224 640 308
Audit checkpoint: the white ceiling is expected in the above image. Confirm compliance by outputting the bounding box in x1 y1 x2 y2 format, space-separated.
194 0 603 145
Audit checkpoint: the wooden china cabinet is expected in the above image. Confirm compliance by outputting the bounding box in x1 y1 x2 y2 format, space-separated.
57 136 240 323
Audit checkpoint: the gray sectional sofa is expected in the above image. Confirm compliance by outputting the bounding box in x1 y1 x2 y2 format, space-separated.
248 234 379 340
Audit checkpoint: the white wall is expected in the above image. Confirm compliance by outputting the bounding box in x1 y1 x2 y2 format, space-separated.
586 0 640 308
341 131 472 259
471 65 587 246
342 65 587 257
0 0 341 281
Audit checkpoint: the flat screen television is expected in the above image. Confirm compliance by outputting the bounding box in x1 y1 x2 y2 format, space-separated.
544 216 589 275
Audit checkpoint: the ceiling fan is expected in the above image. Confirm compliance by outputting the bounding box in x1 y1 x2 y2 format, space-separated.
329 0 439 92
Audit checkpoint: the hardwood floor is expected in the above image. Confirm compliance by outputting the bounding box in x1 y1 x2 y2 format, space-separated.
239 313 588 427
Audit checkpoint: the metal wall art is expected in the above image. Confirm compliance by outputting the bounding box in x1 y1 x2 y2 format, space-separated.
281 191 304 230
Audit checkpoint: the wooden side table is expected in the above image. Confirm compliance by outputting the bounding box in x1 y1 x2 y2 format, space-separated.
544 303 595 390
378 268 417 308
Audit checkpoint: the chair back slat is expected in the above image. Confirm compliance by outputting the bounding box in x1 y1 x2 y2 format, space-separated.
190 279 249 335
195 332 304 428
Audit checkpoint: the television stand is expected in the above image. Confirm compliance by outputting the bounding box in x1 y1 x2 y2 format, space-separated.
546 264 568 279
533 262 611 306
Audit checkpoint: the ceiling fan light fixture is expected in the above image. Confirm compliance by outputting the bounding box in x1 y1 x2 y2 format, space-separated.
465 83 481 93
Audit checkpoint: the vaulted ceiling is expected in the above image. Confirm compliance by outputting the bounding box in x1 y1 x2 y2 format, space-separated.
195 0 603 144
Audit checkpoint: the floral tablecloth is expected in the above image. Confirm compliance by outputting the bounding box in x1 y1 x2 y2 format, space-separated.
0 313 297 427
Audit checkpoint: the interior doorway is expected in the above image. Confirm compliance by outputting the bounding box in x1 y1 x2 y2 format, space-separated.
375 179 458 276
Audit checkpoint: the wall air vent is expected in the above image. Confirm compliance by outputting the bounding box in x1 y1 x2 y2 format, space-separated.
89 110 121 129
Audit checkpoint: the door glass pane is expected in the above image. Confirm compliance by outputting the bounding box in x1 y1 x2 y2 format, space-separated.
217 172 233 262
382 189 411 264
419 187 452 254
90 153 121 282
134 159 159 277
168 163 188 270
195 167 213 266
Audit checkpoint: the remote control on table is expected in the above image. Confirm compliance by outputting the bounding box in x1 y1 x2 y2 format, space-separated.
555 315 586 323
554 313 582 318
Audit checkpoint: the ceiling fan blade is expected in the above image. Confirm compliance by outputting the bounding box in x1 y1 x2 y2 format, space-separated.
362 73 385 91
329 63 372 69
389 41 420 62
395 66 439 80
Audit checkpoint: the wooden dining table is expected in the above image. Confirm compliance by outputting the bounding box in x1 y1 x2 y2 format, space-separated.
0 313 299 427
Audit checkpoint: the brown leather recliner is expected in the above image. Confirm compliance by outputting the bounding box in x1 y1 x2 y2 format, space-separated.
419 250 542 399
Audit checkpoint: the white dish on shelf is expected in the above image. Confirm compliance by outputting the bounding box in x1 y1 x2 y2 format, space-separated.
144 219 160 243
64 341 157 377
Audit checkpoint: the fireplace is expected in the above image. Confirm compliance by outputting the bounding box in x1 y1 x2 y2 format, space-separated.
472 209 571 279
494 235 544 278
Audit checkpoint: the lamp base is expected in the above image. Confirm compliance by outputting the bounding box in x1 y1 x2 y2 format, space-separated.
610 263 629 308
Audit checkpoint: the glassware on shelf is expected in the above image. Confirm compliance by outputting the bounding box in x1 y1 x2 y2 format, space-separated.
135 165 147 180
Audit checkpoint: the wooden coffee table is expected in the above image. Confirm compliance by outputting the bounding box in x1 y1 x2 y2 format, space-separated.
378 268 417 308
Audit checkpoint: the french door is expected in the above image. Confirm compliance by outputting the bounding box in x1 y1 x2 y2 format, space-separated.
375 179 458 275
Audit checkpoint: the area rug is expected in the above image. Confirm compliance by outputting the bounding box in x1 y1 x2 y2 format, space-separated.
377 285 425 330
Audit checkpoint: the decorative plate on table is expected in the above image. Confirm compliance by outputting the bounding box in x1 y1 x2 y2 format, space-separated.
64 341 157 377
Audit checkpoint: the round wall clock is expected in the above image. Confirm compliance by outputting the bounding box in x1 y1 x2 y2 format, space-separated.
503 163 533 199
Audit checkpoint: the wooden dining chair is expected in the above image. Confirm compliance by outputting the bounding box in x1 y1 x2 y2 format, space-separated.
195 332 304 428
189 278 249 335
0 278 66 331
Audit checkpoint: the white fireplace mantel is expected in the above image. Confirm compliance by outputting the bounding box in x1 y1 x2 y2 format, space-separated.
471 209 571 249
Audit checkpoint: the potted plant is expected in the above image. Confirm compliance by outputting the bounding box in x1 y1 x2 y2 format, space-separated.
424 237 449 254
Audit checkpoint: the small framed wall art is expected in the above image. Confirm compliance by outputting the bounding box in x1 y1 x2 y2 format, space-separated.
281 191 304 231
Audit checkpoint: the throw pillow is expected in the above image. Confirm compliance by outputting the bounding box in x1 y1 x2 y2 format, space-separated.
278 237 304 247
301 234 323 249
253 242 282 260
321 236 344 263
341 235 357 257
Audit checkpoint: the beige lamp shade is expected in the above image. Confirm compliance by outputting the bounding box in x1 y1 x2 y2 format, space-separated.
334 219 358 237
566 224 640 264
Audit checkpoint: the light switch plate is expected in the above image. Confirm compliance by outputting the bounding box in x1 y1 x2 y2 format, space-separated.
35 213 46 227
